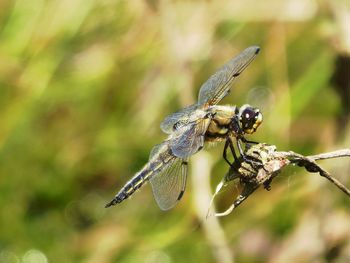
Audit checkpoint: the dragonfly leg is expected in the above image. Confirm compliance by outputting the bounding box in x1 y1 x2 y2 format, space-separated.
224 137 241 165
240 136 258 145
223 139 232 166
236 139 245 157
228 137 239 163
236 139 262 167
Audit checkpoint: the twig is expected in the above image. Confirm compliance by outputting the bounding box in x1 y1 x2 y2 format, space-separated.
291 152 350 197
208 144 350 217
308 149 350 160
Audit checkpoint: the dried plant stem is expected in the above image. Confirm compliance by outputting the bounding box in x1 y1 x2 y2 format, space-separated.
305 150 350 197
308 149 350 161
209 144 350 217
284 149 350 197
315 163 350 197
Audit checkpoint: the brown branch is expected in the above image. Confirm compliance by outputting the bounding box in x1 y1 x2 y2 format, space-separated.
291 152 350 197
308 149 350 160
208 144 350 217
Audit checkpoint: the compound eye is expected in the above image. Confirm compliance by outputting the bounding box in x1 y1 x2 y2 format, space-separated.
242 108 256 122
240 106 262 134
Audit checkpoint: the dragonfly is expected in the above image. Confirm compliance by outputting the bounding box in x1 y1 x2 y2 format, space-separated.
105 46 263 210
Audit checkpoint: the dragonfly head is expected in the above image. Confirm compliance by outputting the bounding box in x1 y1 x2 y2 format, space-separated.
238 104 263 134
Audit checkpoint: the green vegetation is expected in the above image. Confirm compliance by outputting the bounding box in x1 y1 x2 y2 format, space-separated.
0 1 349 262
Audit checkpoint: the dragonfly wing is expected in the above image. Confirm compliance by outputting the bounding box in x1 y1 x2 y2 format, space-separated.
170 118 211 158
160 104 199 134
150 158 188 210
198 46 260 106
149 142 166 160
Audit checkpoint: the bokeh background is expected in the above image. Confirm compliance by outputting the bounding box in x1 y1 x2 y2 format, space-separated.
1 0 350 262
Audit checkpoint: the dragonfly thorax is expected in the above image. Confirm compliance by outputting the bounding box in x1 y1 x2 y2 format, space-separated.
205 104 262 142
205 105 238 140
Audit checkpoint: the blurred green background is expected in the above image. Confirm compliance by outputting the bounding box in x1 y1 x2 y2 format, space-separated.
1 0 350 262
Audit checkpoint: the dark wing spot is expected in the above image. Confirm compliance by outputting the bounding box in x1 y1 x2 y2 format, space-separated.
177 190 185 201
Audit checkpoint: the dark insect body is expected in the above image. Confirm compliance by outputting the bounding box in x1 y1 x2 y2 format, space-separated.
106 46 262 210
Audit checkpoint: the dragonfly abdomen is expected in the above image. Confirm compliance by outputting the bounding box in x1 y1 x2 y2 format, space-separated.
105 167 153 208
105 152 176 208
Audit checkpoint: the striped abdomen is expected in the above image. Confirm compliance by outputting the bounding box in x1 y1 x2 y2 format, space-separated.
105 144 175 208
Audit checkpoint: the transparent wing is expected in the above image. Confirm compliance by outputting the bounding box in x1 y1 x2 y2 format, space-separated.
170 118 211 158
150 158 188 210
160 104 199 134
198 46 260 106
149 142 166 160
